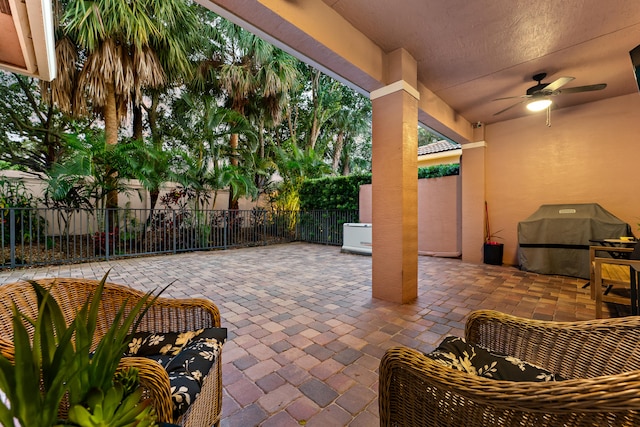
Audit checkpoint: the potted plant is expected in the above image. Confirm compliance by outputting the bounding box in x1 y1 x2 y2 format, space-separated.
484 202 504 265
0 272 158 426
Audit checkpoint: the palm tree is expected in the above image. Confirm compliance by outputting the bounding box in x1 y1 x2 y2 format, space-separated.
214 22 299 209
45 0 170 145
41 0 184 214
170 90 259 208
129 4 222 215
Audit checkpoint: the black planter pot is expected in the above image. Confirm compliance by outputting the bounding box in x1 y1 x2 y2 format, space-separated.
483 243 504 265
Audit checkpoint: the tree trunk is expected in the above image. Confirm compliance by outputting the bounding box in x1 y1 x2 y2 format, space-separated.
286 104 297 144
149 189 160 212
228 133 240 210
147 93 162 212
332 131 345 174
258 116 265 159
104 83 118 146
342 151 350 176
104 82 119 230
230 133 239 166
308 70 321 150
148 93 161 148
132 103 143 141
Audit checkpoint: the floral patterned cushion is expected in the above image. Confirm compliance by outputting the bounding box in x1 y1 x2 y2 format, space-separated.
425 336 565 382
124 327 227 418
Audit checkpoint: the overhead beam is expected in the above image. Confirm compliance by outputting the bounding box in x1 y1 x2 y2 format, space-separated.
418 83 474 144
0 0 56 81
196 0 386 94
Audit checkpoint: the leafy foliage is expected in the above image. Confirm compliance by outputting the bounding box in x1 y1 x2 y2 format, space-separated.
271 145 331 212
0 178 45 244
0 284 73 427
417 163 460 179
1 7 378 213
0 178 39 210
299 174 372 211
0 73 90 174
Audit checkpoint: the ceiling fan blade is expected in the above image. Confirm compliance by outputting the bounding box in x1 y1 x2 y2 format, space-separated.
494 100 525 116
492 95 530 101
544 76 574 92
555 83 607 94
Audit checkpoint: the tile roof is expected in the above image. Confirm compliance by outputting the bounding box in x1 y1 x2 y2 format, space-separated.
418 140 461 156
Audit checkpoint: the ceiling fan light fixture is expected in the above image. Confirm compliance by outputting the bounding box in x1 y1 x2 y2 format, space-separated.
526 98 552 112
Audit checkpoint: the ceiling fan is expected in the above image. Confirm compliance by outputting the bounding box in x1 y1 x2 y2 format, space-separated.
493 72 607 116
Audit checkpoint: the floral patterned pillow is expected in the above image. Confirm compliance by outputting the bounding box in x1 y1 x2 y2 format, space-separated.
124 327 227 418
125 328 227 357
426 336 565 382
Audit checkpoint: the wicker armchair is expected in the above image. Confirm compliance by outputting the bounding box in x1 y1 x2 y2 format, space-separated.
0 277 223 427
379 310 640 427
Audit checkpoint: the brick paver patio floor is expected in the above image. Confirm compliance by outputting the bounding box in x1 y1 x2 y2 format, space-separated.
0 242 602 426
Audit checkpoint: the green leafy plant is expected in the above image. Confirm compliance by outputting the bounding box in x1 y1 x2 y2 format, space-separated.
0 282 77 427
67 369 155 427
0 178 46 244
0 271 160 426
417 163 459 179
299 174 371 211
65 274 158 408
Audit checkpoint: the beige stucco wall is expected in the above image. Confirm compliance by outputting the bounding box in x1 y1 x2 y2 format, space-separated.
483 93 640 266
417 175 461 257
360 175 461 257
0 171 259 235
0 170 258 211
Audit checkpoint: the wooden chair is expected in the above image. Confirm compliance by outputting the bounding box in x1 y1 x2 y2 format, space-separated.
379 310 640 427
0 277 223 427
590 244 640 318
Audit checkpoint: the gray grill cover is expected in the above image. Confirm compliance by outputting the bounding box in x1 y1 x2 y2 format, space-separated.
518 204 631 278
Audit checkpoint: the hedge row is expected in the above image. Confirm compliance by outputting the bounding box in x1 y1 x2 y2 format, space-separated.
299 163 459 210
418 163 460 179
299 174 372 210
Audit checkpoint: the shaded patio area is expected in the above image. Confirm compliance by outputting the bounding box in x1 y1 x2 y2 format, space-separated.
0 242 600 426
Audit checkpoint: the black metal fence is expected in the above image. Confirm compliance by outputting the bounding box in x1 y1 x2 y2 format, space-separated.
297 210 359 245
0 207 358 269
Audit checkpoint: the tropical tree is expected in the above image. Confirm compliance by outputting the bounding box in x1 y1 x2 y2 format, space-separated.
42 0 190 213
44 0 170 145
213 21 299 209
132 1 213 142
272 143 331 212
304 67 343 151
169 91 259 210
326 86 371 175
0 71 91 173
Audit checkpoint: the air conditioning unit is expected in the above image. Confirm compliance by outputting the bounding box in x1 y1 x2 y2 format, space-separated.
342 223 372 255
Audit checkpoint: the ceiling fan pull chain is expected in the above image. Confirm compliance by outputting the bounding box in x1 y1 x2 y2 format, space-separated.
546 105 551 127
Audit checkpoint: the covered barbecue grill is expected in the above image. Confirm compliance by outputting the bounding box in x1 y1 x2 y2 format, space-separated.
518 203 632 278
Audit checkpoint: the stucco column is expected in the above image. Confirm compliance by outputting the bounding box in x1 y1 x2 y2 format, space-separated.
370 49 419 303
461 134 487 264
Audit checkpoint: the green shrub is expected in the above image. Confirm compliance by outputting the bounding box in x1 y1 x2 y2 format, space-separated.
418 163 460 179
299 174 371 210
0 178 45 243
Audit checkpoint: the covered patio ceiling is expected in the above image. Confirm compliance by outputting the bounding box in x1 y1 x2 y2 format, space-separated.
197 0 640 141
